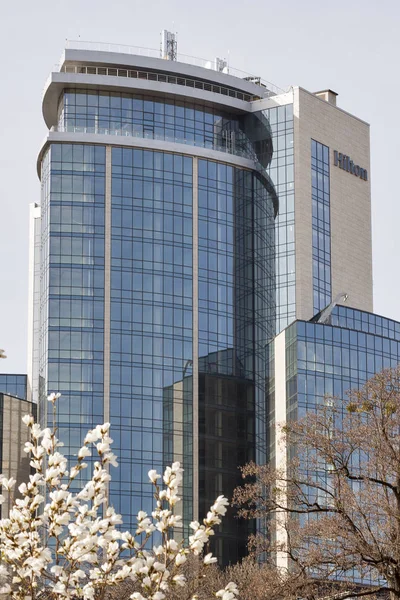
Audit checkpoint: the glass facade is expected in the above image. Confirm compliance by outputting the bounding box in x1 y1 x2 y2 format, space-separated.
39 143 106 456
0 374 27 400
267 306 400 480
286 306 400 424
58 90 267 161
197 160 275 563
311 140 331 313
278 306 400 583
331 306 400 340
37 137 277 562
255 104 294 333
110 147 194 531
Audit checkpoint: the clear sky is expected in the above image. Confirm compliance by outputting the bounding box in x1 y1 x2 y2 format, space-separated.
1 0 399 373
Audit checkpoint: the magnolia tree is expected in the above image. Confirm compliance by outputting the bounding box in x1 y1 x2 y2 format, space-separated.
0 393 238 600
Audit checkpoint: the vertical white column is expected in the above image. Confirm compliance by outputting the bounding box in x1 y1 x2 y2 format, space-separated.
104 147 112 425
274 329 288 571
27 203 41 404
192 157 199 521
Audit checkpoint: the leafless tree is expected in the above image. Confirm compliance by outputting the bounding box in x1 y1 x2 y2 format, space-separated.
233 366 400 600
104 555 292 600
103 555 224 600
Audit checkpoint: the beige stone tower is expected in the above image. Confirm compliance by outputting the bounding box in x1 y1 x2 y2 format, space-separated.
249 85 372 331
293 87 372 321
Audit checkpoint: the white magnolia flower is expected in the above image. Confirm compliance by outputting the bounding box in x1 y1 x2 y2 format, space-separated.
47 392 61 403
204 552 217 565
84 429 101 444
167 539 178 551
211 495 229 516
0 584 11 594
0 394 235 600
31 423 42 439
175 552 187 566
172 573 186 586
22 414 35 427
148 469 161 483
0 476 16 491
41 435 53 453
216 582 239 600
78 445 92 459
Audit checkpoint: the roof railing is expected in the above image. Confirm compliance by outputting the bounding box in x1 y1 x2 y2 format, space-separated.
58 63 266 102
64 39 285 96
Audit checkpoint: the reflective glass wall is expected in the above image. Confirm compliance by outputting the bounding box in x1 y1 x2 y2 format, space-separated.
281 306 400 584
311 140 331 313
59 90 261 160
268 307 400 480
286 306 400 425
38 139 276 562
39 143 106 456
198 159 275 564
254 104 294 333
0 374 27 400
110 148 194 530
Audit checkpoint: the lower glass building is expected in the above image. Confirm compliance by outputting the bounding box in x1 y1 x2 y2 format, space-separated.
0 374 27 400
269 304 400 471
265 304 400 584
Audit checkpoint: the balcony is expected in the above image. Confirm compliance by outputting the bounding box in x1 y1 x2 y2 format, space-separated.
50 124 257 162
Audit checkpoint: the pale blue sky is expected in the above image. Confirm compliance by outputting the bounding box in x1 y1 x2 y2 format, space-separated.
1 0 399 372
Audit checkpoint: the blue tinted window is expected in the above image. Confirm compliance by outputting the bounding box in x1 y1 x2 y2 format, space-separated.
311 139 331 313
0 374 27 399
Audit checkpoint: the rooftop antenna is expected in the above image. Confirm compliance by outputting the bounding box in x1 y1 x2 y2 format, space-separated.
160 29 177 61
214 57 228 72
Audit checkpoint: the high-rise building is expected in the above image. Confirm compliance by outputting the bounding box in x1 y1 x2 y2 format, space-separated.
29 37 377 564
32 39 280 564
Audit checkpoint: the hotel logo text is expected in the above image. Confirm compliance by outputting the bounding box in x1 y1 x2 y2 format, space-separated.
333 151 368 181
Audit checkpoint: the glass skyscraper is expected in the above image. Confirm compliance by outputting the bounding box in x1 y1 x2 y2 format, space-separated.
32 41 281 564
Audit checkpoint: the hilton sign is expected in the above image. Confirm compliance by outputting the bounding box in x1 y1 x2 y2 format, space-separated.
333 151 368 181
